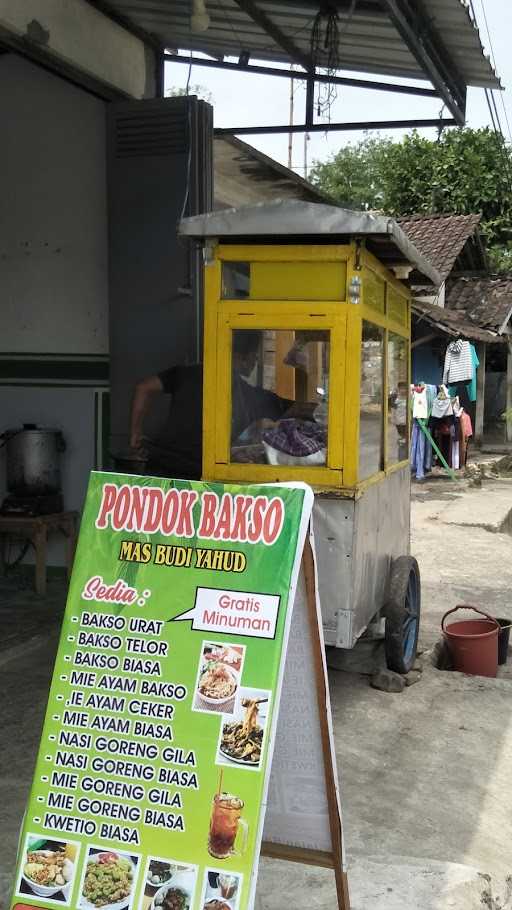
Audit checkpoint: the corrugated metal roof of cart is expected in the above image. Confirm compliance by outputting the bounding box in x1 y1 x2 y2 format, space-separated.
179 199 443 285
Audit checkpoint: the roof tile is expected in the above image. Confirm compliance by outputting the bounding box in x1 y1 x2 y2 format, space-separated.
445 276 512 332
398 213 481 282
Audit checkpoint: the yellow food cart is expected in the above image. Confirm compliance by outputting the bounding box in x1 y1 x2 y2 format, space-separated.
180 201 440 673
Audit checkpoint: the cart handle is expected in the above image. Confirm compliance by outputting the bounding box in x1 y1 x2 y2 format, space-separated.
441 604 499 633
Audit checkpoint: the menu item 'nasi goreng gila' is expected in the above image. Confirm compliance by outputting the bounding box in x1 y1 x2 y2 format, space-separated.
199 662 236 700
82 852 133 907
24 850 73 887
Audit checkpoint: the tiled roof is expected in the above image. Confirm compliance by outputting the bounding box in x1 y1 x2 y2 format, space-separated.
445 276 512 332
412 298 505 344
398 213 482 282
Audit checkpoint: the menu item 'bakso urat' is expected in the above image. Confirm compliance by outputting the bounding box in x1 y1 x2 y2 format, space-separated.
82 853 133 907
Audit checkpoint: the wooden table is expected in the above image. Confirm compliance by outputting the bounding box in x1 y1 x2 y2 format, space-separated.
0 511 79 596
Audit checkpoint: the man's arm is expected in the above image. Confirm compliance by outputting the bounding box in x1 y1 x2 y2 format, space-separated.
129 375 164 450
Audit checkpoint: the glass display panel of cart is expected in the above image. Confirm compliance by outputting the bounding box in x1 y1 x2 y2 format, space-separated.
359 321 384 479
230 329 330 466
387 332 409 465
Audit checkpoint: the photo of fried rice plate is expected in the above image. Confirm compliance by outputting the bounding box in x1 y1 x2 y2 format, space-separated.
81 850 135 910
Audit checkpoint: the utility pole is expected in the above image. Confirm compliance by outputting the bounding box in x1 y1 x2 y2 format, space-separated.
288 76 294 169
304 131 310 179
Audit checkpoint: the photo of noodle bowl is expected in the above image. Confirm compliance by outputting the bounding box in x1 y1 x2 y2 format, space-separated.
193 642 245 715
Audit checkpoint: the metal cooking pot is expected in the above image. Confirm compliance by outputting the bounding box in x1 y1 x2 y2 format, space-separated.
1 425 65 495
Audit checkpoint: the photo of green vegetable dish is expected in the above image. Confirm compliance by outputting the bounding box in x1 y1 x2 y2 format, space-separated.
82 852 134 908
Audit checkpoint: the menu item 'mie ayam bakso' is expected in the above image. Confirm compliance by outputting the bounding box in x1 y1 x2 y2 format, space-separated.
24 850 73 887
199 662 236 700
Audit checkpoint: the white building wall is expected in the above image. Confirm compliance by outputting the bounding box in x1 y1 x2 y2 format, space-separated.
0 54 110 566
0 0 154 99
0 53 109 354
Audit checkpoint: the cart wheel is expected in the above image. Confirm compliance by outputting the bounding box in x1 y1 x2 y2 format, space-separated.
384 556 421 675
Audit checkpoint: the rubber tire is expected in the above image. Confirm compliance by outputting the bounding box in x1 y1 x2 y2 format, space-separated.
384 556 421 675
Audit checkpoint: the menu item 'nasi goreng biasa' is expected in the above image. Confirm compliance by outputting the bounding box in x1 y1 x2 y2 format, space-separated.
82 852 133 907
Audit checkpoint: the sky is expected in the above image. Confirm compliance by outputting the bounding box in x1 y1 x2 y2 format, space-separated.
164 0 512 178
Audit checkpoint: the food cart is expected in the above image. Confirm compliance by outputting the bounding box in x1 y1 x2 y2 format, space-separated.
180 201 440 673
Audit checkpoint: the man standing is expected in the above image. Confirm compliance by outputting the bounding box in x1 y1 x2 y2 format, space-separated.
129 331 291 479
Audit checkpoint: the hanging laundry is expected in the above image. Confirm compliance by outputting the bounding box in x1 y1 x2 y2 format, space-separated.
431 384 454 418
467 344 479 403
410 420 427 480
412 385 428 419
443 339 473 384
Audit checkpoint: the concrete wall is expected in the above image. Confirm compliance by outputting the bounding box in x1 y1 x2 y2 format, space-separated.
0 0 155 99
0 53 109 354
0 54 110 565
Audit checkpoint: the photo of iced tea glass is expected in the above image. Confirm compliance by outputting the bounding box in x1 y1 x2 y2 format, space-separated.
208 793 248 859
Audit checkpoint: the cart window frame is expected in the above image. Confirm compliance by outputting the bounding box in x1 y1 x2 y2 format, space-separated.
210 306 347 486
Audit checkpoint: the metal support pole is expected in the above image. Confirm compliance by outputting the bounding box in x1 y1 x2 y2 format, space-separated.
506 342 512 444
305 74 315 129
475 342 486 447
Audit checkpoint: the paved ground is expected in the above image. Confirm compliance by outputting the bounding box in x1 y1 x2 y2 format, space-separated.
2 478 512 909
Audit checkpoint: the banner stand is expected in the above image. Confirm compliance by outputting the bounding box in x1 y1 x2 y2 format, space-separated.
261 538 351 910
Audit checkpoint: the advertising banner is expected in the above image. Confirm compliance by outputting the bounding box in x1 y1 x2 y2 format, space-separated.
11 473 313 910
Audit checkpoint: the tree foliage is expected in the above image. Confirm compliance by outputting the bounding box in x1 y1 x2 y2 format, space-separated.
310 128 512 272
167 84 213 104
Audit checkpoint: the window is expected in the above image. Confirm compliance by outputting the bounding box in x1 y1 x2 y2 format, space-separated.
387 333 409 465
222 261 250 299
230 329 330 466
359 321 384 479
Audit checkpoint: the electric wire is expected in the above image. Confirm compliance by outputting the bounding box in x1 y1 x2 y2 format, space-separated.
477 0 512 144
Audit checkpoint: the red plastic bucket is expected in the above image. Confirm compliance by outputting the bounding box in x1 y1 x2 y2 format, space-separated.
442 605 499 678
